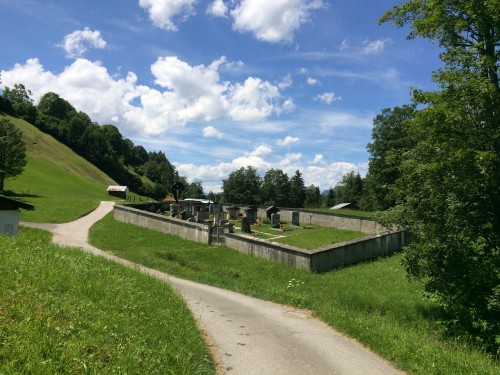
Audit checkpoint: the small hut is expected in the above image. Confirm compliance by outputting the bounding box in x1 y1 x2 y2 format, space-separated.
0 195 35 236
107 185 129 199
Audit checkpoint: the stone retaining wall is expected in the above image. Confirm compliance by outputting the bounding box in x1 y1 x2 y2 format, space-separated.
114 205 210 244
114 204 407 272
222 204 385 234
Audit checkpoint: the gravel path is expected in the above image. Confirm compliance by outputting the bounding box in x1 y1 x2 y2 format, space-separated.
22 201 403 375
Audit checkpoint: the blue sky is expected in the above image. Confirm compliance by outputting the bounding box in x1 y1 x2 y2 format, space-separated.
0 0 441 193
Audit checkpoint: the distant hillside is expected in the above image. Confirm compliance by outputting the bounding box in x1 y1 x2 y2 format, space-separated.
4 114 116 186
1 114 119 222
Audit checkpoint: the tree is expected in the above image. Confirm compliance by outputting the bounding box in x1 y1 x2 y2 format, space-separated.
0 118 27 191
222 166 262 205
261 168 291 206
381 0 500 351
304 185 321 208
362 105 416 211
289 170 306 208
37 92 75 120
335 171 363 205
2 84 36 123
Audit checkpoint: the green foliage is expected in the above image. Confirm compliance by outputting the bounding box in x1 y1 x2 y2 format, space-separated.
0 228 214 374
304 184 321 207
289 170 306 208
0 118 26 191
334 171 363 206
261 168 291 206
381 0 500 353
362 105 416 211
222 166 262 204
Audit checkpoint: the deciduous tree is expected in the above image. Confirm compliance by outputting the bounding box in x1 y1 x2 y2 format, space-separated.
381 0 500 351
0 118 27 192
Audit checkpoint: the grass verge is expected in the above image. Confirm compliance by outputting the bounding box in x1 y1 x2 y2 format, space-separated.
89 214 499 375
0 228 215 374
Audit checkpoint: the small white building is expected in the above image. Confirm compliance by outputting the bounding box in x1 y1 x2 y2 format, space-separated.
0 195 35 236
107 185 129 199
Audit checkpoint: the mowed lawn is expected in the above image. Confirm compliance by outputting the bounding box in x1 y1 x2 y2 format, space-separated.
90 214 499 375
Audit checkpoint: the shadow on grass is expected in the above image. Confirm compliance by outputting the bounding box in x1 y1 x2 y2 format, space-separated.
1 190 43 199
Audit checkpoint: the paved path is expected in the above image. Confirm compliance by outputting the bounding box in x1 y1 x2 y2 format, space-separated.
22 202 403 375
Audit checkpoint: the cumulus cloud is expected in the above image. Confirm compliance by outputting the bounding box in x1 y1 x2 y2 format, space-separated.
176 156 366 193
139 0 196 31
277 136 299 146
230 0 325 43
362 38 391 54
227 77 282 121
311 154 324 164
249 144 273 158
315 92 341 104
1 56 288 136
203 125 223 139
0 58 137 125
207 0 228 17
60 27 106 58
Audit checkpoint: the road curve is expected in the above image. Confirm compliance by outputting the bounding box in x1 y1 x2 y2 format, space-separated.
22 201 402 375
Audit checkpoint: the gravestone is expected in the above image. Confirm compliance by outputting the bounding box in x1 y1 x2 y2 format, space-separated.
241 217 251 233
271 213 281 228
214 211 228 225
265 205 280 220
292 211 300 226
245 207 258 223
227 206 240 220
209 202 222 214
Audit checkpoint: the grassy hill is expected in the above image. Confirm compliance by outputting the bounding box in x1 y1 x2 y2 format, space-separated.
1 114 119 222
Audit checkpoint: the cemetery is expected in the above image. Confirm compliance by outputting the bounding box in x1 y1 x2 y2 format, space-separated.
114 199 407 272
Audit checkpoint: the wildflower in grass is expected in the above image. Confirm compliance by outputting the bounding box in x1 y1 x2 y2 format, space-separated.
287 278 304 289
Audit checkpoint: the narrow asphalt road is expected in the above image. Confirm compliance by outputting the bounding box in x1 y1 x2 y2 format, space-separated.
22 201 403 375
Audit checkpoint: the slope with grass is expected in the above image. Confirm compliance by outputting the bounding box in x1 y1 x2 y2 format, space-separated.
0 227 215 374
2 114 118 222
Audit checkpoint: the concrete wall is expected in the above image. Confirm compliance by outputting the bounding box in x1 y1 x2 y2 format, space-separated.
222 204 385 234
114 205 210 244
310 230 408 272
0 210 18 236
114 204 407 272
224 234 312 270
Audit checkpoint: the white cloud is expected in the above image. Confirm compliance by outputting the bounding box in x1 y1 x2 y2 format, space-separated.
230 0 325 43
307 77 319 85
227 77 281 121
311 154 324 164
203 125 223 139
249 144 273 157
278 74 293 89
1 56 288 136
0 58 137 125
277 136 299 146
340 39 349 51
60 27 106 58
139 0 196 31
315 92 341 104
207 0 228 17
362 38 391 54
